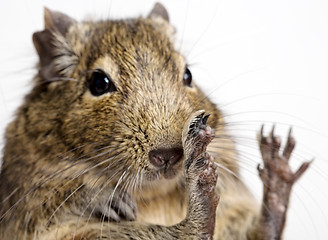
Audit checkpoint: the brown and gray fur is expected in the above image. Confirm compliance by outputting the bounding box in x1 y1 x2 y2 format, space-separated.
0 3 310 240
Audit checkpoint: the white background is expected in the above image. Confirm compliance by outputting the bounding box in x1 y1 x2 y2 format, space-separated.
1 0 328 239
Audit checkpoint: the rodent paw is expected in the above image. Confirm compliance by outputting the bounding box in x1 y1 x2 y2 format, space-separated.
258 125 312 188
256 125 312 237
183 111 215 173
182 111 219 217
95 191 137 222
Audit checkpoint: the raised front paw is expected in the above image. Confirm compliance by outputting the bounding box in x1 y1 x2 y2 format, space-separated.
181 111 219 239
256 125 312 238
258 125 311 192
182 110 215 174
95 191 137 222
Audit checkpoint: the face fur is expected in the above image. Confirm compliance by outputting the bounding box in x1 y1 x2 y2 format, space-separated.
28 8 221 193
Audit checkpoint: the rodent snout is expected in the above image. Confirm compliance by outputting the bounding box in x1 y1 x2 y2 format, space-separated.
149 148 183 168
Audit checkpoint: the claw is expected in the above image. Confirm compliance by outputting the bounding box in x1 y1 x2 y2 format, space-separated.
288 127 293 139
283 127 296 161
271 127 281 159
195 112 205 122
261 125 269 144
257 124 264 143
257 164 263 175
293 159 313 182
202 114 210 125
188 112 205 133
270 124 276 139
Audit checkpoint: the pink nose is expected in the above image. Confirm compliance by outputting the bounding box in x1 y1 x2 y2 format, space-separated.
149 148 183 168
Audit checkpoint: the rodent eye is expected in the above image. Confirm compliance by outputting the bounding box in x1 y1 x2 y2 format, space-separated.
183 67 192 87
88 70 117 96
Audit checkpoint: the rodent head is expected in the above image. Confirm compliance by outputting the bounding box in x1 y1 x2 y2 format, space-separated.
24 3 221 190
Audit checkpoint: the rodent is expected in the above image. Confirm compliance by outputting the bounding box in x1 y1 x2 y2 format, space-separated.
0 3 311 240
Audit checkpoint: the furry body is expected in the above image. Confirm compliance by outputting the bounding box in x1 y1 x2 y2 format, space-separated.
0 3 310 240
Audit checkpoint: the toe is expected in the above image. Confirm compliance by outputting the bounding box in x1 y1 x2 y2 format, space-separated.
283 128 296 161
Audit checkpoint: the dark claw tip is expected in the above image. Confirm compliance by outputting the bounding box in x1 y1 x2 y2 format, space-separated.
197 112 205 119
260 124 264 135
305 158 315 167
202 114 210 124
271 124 276 137
288 127 293 138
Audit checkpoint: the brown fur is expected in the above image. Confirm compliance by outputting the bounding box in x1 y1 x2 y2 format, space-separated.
0 3 309 240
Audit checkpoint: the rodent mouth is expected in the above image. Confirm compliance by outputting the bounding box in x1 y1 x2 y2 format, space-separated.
163 166 182 179
159 161 184 180
143 161 184 183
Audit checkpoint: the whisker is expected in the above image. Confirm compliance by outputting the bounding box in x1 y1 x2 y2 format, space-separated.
72 164 127 238
185 1 220 59
0 144 124 221
200 67 265 102
44 77 78 83
46 183 85 226
100 168 130 237
75 158 128 235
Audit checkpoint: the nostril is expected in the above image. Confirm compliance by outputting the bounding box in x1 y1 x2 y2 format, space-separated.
149 154 165 167
149 148 183 168
168 149 183 165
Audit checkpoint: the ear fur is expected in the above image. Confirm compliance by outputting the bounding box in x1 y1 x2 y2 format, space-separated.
32 8 77 81
44 7 77 35
148 2 169 22
147 3 175 41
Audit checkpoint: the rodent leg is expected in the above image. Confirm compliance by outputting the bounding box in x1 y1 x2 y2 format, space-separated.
249 126 312 239
181 111 219 239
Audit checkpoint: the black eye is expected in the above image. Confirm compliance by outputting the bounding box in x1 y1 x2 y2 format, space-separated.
183 67 192 87
88 70 116 96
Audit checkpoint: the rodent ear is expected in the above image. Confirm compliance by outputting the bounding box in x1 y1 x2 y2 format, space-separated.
32 29 56 81
147 3 176 41
44 7 77 36
32 8 78 82
148 2 169 22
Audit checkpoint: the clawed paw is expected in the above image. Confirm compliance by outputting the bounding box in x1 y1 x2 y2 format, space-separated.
256 125 312 238
186 111 214 146
182 111 219 207
257 125 312 187
183 111 215 172
182 111 219 238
